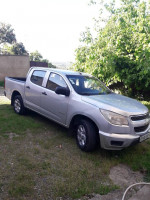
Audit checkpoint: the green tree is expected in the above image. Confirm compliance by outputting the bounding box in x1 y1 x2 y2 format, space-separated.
30 50 43 61
4 42 28 55
0 22 16 45
0 22 28 55
74 0 150 99
30 50 56 68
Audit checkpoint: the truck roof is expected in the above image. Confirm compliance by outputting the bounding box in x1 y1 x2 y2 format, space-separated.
31 67 89 76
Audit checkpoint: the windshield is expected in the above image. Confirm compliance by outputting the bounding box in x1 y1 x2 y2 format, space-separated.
67 75 111 95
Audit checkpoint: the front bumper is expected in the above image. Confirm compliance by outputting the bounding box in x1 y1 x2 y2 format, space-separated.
99 129 150 150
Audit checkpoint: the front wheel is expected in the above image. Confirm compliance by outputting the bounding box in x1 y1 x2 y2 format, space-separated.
13 95 25 115
76 119 98 152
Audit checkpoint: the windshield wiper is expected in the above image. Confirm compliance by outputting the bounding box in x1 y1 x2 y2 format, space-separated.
107 91 112 94
79 91 112 96
79 92 91 96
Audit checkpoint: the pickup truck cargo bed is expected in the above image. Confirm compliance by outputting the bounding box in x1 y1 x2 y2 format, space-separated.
8 77 26 82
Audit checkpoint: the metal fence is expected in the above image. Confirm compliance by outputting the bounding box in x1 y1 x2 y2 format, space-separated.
30 61 48 68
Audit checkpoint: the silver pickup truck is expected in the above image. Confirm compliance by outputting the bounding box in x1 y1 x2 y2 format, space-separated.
4 67 150 151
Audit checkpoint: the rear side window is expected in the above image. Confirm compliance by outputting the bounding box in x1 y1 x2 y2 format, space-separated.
31 70 46 86
46 72 67 91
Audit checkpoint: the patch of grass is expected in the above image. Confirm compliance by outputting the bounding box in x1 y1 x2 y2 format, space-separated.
17 156 36 170
110 141 150 182
0 96 150 199
10 173 34 195
0 81 4 87
41 161 51 169
9 181 34 198
0 99 116 199
8 167 35 198
96 184 119 195
0 105 49 135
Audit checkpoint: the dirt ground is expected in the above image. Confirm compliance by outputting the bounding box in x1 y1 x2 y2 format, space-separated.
90 164 150 200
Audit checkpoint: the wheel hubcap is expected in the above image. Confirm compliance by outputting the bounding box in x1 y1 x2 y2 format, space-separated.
14 99 21 113
77 125 86 147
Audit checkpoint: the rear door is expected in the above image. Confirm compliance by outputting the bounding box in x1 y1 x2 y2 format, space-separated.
25 70 46 112
41 72 69 125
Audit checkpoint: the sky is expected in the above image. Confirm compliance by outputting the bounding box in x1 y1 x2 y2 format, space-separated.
0 0 100 63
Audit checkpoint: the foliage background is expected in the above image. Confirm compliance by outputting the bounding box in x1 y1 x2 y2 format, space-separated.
74 0 150 100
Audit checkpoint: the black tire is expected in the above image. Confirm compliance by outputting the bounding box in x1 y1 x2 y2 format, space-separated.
76 119 98 152
13 95 25 115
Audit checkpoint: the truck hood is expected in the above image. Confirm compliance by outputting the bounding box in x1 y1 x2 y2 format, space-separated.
81 93 148 116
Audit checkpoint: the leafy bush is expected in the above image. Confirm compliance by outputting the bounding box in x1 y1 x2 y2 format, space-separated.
0 81 4 87
74 0 150 100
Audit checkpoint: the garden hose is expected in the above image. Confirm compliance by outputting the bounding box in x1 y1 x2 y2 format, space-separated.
122 182 150 200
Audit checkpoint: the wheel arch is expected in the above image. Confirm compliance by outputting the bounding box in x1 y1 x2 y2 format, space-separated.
69 114 99 138
11 90 22 105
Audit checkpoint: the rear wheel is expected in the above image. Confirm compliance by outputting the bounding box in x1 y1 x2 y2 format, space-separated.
76 119 98 152
13 95 25 115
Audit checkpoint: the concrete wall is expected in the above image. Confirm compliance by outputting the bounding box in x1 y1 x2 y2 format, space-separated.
0 55 30 80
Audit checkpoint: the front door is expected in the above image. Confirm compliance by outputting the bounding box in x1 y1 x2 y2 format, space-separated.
41 72 69 125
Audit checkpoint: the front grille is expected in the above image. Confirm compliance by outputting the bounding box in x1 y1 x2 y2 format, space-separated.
134 124 149 133
131 113 149 121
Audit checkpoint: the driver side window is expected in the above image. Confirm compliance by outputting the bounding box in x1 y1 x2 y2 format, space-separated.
46 73 67 91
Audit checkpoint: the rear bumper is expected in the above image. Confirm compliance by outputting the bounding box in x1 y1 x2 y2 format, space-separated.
99 130 146 150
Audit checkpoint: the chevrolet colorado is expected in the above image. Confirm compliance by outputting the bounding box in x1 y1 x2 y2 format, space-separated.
4 67 150 151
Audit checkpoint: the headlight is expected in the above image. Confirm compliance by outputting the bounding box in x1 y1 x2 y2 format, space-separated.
101 109 128 126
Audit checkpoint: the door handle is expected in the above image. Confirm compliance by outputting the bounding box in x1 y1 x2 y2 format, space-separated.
26 86 30 89
42 92 47 95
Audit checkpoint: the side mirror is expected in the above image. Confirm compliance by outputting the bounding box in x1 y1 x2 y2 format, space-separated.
55 86 70 96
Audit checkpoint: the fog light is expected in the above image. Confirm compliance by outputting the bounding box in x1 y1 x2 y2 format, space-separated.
111 141 124 146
